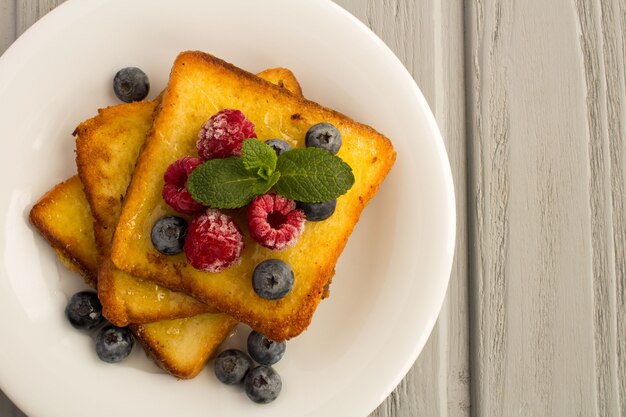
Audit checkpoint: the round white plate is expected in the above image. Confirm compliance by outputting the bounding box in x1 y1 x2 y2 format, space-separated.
0 1 455 416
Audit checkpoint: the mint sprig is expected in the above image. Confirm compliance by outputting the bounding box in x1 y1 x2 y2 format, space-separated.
242 137 277 180
187 157 278 208
274 148 354 202
187 139 354 209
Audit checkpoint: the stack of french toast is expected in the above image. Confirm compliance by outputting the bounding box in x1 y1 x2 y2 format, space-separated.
29 51 395 380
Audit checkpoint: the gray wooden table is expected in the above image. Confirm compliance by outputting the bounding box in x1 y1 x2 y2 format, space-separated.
1 0 625 416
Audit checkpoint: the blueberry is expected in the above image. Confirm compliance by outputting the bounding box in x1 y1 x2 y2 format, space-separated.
252 259 294 300
214 349 253 385
65 291 104 330
95 325 134 363
305 122 342 154
247 331 286 365
151 216 187 255
296 200 337 221
264 139 291 156
244 365 282 404
113 67 150 103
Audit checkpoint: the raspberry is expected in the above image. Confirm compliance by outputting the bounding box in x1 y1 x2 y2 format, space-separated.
247 194 305 250
184 209 244 272
162 156 205 214
197 109 257 160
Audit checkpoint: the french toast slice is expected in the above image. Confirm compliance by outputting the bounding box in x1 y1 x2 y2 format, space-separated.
74 100 211 323
29 177 237 378
75 68 304 325
130 313 236 379
29 176 98 287
111 51 396 341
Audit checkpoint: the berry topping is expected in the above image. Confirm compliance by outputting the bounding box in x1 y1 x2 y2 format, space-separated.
113 67 150 103
214 349 253 385
296 199 337 221
151 216 188 255
252 259 294 300
95 325 134 363
197 109 257 160
305 122 342 154
65 291 104 330
264 138 291 156
247 331 286 365
244 365 282 404
184 209 244 272
247 194 305 250
162 156 205 214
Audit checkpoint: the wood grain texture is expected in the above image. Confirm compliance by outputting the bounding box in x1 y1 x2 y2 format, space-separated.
0 390 26 417
333 1 470 416
467 0 626 416
0 0 15 55
574 0 626 414
15 0 65 36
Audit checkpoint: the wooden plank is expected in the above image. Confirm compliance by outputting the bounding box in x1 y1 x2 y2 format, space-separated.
333 1 470 416
15 0 65 36
575 0 626 414
0 388 26 416
466 0 626 415
0 0 15 55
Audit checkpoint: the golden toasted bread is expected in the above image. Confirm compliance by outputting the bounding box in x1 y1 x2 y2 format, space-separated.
256 67 303 97
29 176 98 287
75 68 304 325
29 177 237 379
111 51 396 341
130 312 236 379
74 101 212 323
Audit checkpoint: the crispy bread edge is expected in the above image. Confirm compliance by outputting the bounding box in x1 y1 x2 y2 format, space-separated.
97 257 214 326
130 317 237 379
194 51 395 151
29 176 98 288
256 67 303 97
74 100 158 248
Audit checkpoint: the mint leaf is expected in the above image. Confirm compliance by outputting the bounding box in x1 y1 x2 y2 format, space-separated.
187 157 275 208
274 148 355 202
265 171 281 191
242 139 277 180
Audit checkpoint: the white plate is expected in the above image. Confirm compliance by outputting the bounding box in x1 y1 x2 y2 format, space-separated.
0 1 455 416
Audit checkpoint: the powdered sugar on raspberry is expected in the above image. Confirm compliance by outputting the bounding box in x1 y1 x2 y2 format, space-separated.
197 109 257 160
248 194 305 250
162 156 205 214
184 209 245 272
